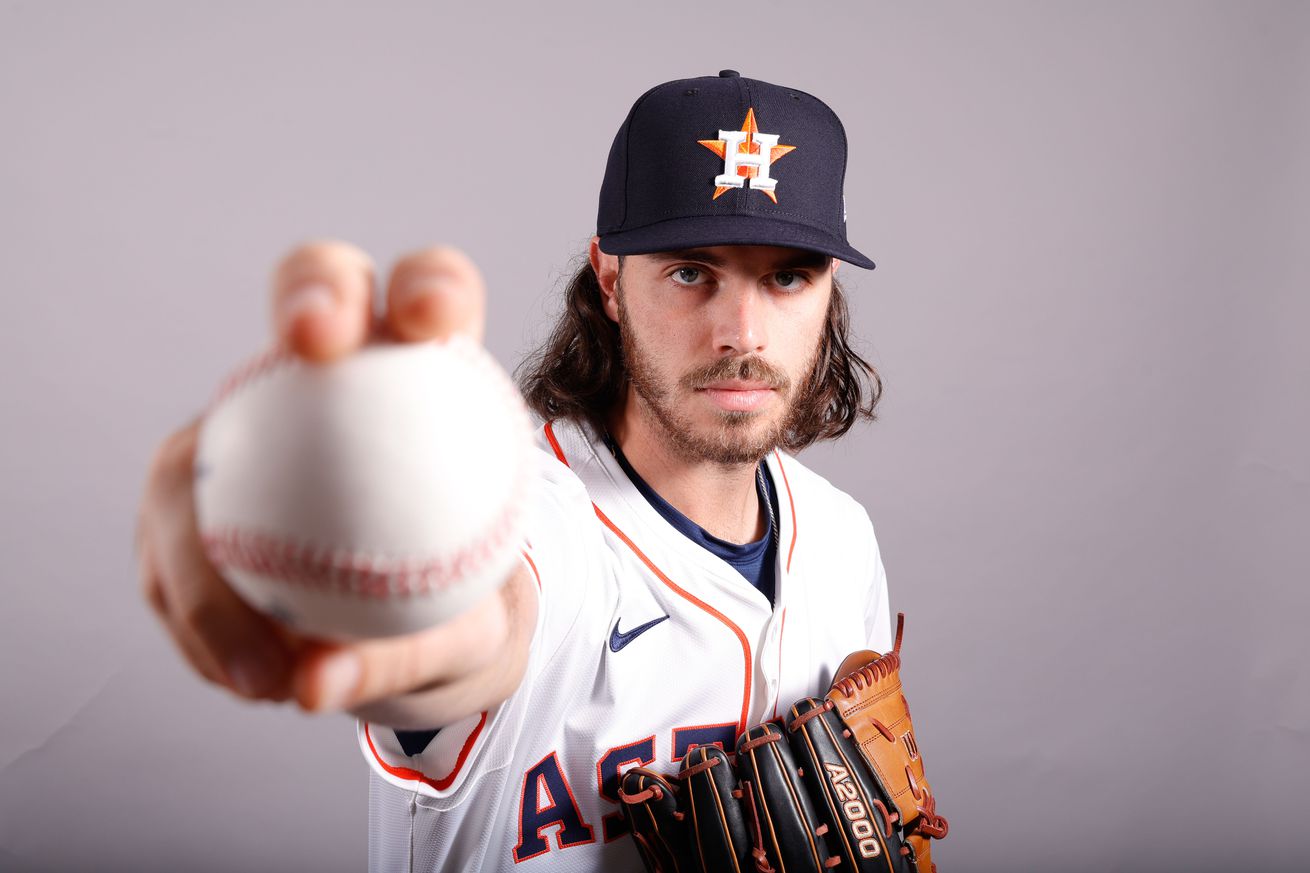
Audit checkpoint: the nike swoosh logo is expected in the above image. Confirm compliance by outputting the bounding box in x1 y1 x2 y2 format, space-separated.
609 615 670 652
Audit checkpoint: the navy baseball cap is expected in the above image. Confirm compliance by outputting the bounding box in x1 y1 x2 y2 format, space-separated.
596 70 875 270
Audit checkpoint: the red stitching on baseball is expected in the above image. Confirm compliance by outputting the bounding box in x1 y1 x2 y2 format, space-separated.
209 346 292 411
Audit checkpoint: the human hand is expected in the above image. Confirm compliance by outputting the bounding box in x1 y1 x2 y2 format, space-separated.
138 243 534 725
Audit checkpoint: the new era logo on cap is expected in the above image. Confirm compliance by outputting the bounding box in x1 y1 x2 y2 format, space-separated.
596 70 875 269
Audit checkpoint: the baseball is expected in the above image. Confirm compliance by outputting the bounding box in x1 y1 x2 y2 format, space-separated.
193 336 536 641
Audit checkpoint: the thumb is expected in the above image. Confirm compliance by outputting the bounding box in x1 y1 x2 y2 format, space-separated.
289 581 509 712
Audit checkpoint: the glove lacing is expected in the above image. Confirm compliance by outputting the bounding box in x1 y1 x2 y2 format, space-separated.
830 614 951 846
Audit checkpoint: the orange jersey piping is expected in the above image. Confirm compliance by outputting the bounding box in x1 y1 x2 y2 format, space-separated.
542 421 753 736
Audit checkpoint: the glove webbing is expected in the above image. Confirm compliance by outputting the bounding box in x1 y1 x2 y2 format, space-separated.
827 614 949 871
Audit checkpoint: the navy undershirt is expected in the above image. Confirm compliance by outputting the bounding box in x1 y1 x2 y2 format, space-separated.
604 434 779 606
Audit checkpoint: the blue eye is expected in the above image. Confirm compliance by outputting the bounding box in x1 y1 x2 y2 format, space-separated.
672 267 703 285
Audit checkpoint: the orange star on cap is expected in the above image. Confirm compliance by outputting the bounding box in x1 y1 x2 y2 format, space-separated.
698 108 797 203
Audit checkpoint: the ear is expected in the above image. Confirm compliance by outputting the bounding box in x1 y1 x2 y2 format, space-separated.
590 237 621 324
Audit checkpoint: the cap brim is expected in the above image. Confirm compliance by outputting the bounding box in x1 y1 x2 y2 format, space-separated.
598 215 876 270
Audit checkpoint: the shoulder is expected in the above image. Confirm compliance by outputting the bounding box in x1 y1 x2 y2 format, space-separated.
519 417 624 600
769 448 875 540
523 417 608 527
529 416 625 505
532 416 604 472
531 420 588 494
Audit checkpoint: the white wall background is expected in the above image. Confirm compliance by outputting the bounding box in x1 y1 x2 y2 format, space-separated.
1 2 1307 871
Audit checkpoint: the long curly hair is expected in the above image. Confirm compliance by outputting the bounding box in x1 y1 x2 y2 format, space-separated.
516 258 883 453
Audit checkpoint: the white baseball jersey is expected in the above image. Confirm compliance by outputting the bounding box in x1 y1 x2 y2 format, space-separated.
358 417 893 872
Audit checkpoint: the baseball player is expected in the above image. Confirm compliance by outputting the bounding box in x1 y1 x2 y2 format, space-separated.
137 71 920 871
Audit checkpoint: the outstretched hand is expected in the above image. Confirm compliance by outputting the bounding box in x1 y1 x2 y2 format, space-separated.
138 242 534 727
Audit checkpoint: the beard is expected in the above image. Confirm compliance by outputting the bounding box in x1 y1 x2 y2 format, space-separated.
617 294 819 466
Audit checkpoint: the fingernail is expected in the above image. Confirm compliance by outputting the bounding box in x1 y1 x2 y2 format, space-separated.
396 275 452 304
279 282 336 321
313 651 361 710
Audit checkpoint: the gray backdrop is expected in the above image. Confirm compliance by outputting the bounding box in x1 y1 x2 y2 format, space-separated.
2 2 1307 871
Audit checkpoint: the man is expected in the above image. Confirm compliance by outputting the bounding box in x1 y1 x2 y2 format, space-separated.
138 71 892 871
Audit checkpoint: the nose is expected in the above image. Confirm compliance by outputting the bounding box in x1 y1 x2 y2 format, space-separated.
710 280 767 356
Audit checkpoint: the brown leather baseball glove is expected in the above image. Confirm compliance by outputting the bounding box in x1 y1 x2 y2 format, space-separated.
619 613 948 872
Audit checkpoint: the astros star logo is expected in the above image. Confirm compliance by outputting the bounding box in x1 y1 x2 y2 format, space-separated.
698 108 796 203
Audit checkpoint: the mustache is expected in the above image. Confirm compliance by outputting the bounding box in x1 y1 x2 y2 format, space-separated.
681 355 791 393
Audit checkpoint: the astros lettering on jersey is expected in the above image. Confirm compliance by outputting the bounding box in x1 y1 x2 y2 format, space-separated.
357 418 893 871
